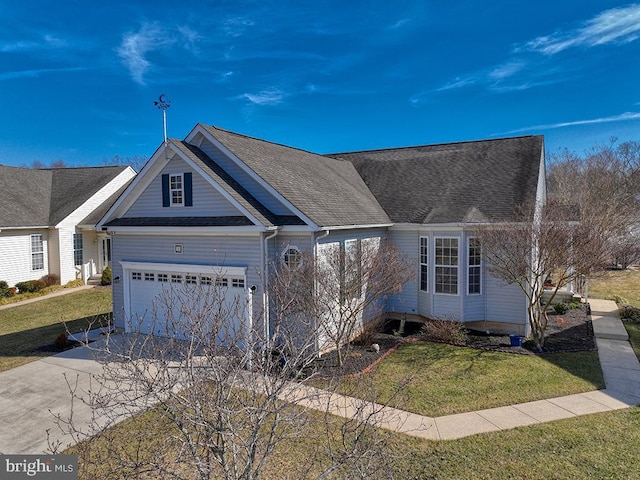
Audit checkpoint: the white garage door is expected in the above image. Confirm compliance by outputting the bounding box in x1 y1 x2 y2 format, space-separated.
121 261 249 344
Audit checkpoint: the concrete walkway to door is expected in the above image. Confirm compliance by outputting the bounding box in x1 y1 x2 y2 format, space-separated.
0 299 638 453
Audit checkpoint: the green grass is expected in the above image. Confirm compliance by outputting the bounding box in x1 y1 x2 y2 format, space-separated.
590 268 640 307
69 401 640 479
333 341 604 417
0 287 112 371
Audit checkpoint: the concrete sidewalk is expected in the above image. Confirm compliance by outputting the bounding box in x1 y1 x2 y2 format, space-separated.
0 299 638 453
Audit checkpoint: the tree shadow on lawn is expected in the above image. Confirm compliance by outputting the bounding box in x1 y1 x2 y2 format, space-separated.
0 313 112 366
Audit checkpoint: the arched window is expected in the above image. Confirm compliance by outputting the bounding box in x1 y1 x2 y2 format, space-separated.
282 245 302 268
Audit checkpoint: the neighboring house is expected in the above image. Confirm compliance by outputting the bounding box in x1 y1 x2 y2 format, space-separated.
0 165 136 287
98 123 545 346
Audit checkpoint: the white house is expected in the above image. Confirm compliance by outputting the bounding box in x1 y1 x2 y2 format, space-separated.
0 165 136 287
98 124 545 346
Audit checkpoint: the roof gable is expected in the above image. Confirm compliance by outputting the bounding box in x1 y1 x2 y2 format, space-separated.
200 125 391 228
0 165 130 228
329 135 544 224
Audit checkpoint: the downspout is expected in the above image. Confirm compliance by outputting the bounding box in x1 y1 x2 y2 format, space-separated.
262 227 280 346
313 229 330 353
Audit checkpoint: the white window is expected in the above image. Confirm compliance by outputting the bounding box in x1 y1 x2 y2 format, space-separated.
186 275 198 285
73 234 83 266
435 238 458 295
420 237 428 292
282 245 302 268
201 275 213 285
216 277 228 287
231 278 245 288
171 274 183 283
30 234 44 271
144 273 155 281
468 238 482 295
132 272 142 280
158 273 168 283
170 174 183 206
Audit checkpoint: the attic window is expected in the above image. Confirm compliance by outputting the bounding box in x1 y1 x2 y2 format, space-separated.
170 174 183 206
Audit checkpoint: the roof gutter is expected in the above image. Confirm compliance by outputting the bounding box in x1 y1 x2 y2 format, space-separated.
319 223 393 231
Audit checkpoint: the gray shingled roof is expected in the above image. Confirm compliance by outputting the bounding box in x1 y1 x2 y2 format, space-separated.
329 136 544 224
0 165 129 228
201 125 392 228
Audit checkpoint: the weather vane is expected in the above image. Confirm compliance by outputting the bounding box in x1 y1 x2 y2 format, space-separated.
154 94 171 144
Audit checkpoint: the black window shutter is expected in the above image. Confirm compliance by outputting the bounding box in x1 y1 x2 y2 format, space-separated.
184 172 193 207
162 174 170 207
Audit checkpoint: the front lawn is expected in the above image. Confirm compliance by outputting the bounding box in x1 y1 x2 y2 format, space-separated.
0 287 112 372
590 268 640 307
333 341 604 417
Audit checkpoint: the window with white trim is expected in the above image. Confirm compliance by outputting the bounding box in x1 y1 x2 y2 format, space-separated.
282 246 302 268
170 174 184 206
420 237 428 292
435 237 458 294
201 275 212 285
468 238 482 295
186 275 198 285
132 272 142 280
231 278 245 288
158 273 168 283
144 273 155 281
216 277 228 287
30 234 44 271
171 274 183 283
73 234 83 266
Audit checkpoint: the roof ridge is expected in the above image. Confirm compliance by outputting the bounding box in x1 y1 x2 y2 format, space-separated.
328 134 543 157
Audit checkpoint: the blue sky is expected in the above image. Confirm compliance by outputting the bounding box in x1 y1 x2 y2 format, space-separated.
1 1 639 167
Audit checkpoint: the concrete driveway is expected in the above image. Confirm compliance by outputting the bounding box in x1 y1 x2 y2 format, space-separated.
0 340 105 454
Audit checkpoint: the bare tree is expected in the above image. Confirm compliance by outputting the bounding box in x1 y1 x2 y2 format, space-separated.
475 200 611 351
50 268 409 479
102 154 148 173
270 239 414 367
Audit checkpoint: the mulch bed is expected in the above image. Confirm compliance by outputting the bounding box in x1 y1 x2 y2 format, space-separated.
312 305 595 378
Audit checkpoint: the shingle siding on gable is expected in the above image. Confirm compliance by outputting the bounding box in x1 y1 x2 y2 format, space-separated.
124 158 244 218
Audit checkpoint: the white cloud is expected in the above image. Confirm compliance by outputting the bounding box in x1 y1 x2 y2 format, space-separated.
118 23 174 85
502 112 640 134
238 88 286 106
0 67 86 81
488 61 525 80
521 4 640 55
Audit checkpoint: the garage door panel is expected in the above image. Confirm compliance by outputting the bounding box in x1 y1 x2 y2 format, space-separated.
124 263 248 347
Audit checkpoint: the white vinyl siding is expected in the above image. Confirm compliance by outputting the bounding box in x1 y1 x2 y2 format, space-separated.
435 237 458 295
31 234 44 271
73 234 83 266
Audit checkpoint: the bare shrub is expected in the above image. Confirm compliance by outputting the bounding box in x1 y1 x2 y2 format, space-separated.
421 317 467 344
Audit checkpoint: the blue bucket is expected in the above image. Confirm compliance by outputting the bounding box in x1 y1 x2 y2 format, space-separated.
509 334 523 347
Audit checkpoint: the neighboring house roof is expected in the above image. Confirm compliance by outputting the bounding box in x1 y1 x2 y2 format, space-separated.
200 125 392 228
79 180 133 226
329 135 544 224
0 165 132 228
